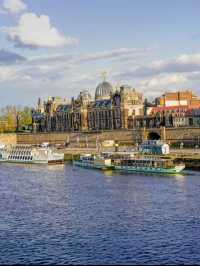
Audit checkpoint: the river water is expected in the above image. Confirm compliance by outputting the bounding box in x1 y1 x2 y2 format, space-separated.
0 163 200 264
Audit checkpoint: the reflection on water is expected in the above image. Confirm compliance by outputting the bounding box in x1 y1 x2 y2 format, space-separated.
3 162 65 172
174 173 186 182
47 164 65 171
103 169 115 177
0 163 200 265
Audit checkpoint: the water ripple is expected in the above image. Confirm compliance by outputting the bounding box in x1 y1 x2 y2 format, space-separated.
0 164 200 264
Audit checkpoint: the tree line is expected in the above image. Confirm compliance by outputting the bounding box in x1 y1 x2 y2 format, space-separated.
0 105 33 133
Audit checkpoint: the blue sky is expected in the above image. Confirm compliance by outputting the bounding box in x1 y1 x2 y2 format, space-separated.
0 0 200 107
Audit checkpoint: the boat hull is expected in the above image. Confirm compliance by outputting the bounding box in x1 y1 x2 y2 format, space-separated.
73 160 185 174
0 159 64 164
114 164 185 174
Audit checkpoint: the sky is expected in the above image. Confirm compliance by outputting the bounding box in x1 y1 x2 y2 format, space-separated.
0 0 200 107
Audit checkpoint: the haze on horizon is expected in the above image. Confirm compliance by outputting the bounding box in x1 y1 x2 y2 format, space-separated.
0 0 200 107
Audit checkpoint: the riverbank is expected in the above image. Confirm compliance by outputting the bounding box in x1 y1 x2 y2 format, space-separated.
1 132 200 170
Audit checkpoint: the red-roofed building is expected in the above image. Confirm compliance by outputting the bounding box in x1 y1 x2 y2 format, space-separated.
128 91 200 129
155 90 200 108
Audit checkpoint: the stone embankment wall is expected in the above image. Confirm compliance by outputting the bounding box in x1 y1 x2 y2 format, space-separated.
165 127 200 143
132 127 200 144
17 130 134 146
0 133 17 145
16 127 200 146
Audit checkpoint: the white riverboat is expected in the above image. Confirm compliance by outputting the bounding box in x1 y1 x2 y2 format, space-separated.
0 144 64 164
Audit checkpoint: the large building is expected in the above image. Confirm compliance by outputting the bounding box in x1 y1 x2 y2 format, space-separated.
155 90 200 108
32 80 144 132
128 90 200 129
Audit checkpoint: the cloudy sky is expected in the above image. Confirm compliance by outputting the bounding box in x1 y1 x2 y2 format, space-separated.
0 0 200 106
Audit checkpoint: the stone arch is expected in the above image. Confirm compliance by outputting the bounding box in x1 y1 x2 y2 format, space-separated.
148 131 161 140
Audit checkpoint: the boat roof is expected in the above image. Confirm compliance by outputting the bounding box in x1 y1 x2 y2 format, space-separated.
121 157 172 162
101 151 135 155
81 153 92 157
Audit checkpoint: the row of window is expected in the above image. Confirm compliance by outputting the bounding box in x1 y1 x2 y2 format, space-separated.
8 155 33 160
10 151 31 156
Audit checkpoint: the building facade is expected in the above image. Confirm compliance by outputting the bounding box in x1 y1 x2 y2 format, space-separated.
155 90 200 108
128 90 200 129
33 86 200 132
32 81 144 132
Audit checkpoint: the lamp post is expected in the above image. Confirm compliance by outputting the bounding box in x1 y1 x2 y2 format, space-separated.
76 135 80 147
85 135 88 148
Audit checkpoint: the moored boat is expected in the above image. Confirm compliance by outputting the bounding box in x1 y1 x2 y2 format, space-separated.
113 155 185 174
73 152 185 174
73 154 114 170
101 151 185 174
0 144 64 164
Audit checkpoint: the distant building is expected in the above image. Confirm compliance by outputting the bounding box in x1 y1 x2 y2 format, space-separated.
128 90 200 129
155 90 200 108
33 87 200 132
130 106 200 129
88 83 144 131
32 80 144 132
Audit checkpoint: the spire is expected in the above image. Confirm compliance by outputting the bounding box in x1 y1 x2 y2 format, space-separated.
101 71 107 82
38 97 41 106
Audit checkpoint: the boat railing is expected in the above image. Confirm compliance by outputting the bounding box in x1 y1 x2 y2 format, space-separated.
113 156 181 169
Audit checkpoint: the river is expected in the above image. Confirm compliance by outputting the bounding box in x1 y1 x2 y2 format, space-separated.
0 163 200 264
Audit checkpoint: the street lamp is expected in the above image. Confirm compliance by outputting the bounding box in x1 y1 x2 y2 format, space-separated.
85 135 88 148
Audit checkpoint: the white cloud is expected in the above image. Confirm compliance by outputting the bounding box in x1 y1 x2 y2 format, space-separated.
123 73 190 99
27 47 150 66
1 49 200 105
112 53 200 85
2 12 78 48
0 66 31 82
21 51 200 98
110 53 200 98
139 73 188 88
75 48 151 64
2 0 27 14
12 48 149 82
